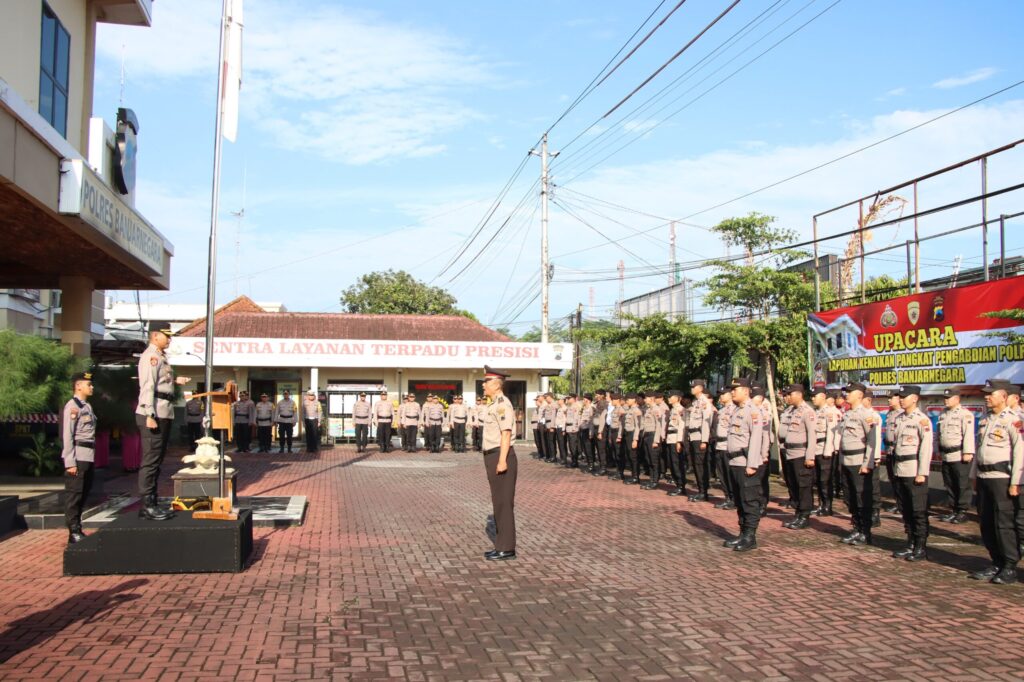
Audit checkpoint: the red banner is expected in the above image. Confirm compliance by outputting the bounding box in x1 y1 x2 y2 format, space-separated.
808 278 1024 392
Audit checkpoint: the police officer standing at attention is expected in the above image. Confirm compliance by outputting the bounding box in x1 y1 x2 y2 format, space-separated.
481 367 518 561
723 378 765 552
810 387 838 516
184 391 204 453
780 384 817 529
889 385 933 561
591 389 608 475
621 393 643 485
448 394 469 453
232 391 255 453
302 389 322 453
274 390 297 453
970 379 1024 584
63 372 96 543
883 393 904 515
564 394 580 468
665 390 686 497
373 391 395 453
837 382 881 546
351 392 371 453
255 393 275 453
640 393 663 490
712 389 736 509
936 386 974 524
424 395 445 453
136 329 189 521
400 393 421 453
578 394 594 469
686 379 715 502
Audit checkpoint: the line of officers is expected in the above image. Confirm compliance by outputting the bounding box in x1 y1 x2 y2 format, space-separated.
528 376 1024 584
185 389 325 455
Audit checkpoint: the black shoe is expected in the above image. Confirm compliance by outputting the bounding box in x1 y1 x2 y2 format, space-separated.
759 507 768 518
788 515 810 530
486 550 516 561
590 469 604 477
483 549 498 558
906 543 927 562
872 511 881 528
720 501 736 510
723 535 743 548
840 530 861 545
714 499 730 509
782 500 793 509
969 566 999 580
733 532 757 552
667 487 686 497
892 542 914 559
687 493 701 502
822 502 834 517
991 568 1018 584
139 505 173 521
848 533 869 546
609 473 623 481
623 477 638 485
641 482 658 490
68 530 87 544
951 512 968 524
884 504 901 514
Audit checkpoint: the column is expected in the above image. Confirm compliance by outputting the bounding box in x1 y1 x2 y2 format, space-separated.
58 275 94 358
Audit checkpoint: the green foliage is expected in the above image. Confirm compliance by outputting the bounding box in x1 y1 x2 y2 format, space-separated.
20 432 61 477
90 366 139 432
711 212 799 255
820 275 911 309
0 330 83 417
340 270 474 317
982 308 1024 343
548 375 571 395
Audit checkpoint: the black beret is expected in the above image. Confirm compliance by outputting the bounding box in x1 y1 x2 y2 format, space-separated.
751 386 766 398
897 385 920 398
690 379 706 388
982 379 1013 394
483 365 509 379
783 383 805 395
71 371 93 384
729 377 751 389
583 393 593 401
845 382 867 393
942 387 960 397
811 387 827 397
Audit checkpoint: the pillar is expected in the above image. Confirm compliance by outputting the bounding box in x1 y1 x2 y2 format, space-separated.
59 275 94 358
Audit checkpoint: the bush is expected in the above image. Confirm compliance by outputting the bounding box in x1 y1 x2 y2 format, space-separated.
0 330 84 417
20 432 62 477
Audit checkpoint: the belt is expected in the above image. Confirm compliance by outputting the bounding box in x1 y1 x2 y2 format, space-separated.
785 442 807 449
815 437 827 443
257 420 272 424
453 419 467 423
727 450 747 458
841 448 866 456
894 454 918 463
667 428 678 434
484 447 501 455
687 428 702 433
939 445 962 454
74 440 95 448
156 391 175 401
979 462 1011 474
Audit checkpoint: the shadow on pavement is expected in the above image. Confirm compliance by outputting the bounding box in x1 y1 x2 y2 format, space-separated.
673 509 733 540
0 578 147 663
248 450 375 497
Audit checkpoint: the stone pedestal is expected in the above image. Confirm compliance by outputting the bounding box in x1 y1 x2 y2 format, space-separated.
171 471 238 504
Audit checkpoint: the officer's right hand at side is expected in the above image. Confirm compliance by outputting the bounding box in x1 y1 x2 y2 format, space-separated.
146 416 158 430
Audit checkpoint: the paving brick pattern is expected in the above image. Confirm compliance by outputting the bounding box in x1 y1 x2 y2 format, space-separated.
1 445 1023 681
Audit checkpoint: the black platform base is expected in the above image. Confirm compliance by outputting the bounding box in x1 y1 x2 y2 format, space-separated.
0 496 21 537
63 508 253 575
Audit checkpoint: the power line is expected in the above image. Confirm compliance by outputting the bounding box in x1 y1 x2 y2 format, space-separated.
553 197 669 271
602 0 743 120
553 0 797 174
546 0 671 134
561 0 842 185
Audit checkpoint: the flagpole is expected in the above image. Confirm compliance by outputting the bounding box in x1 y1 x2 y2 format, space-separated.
204 0 231 499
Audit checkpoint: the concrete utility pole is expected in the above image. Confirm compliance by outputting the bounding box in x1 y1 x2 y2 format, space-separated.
531 133 558 391
669 221 677 320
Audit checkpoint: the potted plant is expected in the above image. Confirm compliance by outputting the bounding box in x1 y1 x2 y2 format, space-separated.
19 433 61 477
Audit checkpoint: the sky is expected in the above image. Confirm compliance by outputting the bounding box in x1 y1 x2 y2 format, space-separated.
94 0 1024 333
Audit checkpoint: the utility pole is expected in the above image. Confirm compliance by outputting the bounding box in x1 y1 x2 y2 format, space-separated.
531 133 558 391
574 303 583 396
669 221 677 320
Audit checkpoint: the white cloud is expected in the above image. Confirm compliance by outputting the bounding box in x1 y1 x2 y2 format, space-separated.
97 0 498 165
933 67 998 89
622 119 658 134
886 87 907 97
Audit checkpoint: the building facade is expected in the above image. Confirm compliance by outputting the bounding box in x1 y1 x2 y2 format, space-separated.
0 0 173 356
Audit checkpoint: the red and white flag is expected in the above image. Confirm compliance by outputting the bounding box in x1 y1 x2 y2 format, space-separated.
221 0 244 142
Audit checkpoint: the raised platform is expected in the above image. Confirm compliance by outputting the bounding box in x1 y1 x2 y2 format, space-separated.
0 495 21 536
64 508 253 575
81 495 307 528
171 470 238 504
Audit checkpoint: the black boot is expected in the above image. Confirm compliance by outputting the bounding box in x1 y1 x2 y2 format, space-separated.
872 510 881 528
68 528 87 544
906 536 927 562
667 486 685 497
723 526 745 548
787 513 810 530
139 496 173 521
733 529 758 552
892 536 914 559
823 498 834 516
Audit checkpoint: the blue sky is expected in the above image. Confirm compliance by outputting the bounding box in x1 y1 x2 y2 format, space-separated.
94 0 1024 331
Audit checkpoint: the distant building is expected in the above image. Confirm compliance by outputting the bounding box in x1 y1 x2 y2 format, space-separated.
104 299 288 341
618 280 691 325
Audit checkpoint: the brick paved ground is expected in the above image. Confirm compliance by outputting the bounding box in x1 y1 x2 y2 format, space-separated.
1 444 1023 681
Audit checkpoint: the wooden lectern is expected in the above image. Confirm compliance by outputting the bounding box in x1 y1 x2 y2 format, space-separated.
188 380 240 520
190 380 238 440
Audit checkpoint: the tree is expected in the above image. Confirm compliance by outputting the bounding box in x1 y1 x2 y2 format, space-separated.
701 213 816 434
340 270 476 318
982 308 1024 343
0 330 83 416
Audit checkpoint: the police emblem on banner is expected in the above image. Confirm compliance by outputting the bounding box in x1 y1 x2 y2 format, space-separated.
907 301 920 325
880 304 898 328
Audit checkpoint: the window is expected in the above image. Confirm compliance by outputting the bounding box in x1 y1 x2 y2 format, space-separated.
39 3 70 137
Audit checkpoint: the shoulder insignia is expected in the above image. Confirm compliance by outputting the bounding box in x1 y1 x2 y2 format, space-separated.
70 408 79 419
150 356 159 366
920 418 929 427
1016 421 1023 430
